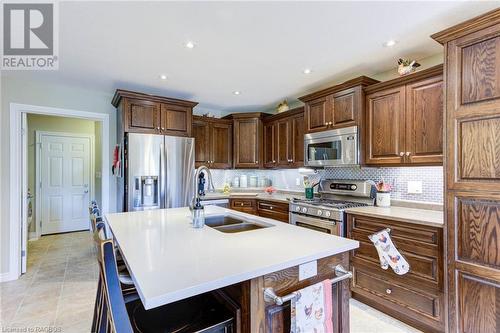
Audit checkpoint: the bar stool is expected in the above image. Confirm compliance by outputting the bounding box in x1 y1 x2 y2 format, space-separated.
94 233 235 333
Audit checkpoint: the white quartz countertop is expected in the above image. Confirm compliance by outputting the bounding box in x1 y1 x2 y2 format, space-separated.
345 206 444 228
105 206 358 309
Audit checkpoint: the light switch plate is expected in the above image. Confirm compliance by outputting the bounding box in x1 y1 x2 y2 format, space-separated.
299 260 317 281
296 178 301 186
407 181 423 194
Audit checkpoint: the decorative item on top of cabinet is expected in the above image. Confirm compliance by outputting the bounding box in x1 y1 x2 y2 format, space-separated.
298 76 379 134
192 116 233 169
262 107 305 169
364 65 443 166
112 89 197 137
346 213 445 333
432 8 500 333
223 113 271 169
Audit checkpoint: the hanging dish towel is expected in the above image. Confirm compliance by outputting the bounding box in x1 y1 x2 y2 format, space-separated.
290 280 333 333
369 229 410 275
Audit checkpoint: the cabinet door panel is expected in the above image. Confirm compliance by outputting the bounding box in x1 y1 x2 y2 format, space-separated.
365 87 406 164
306 96 332 133
406 77 444 164
126 99 160 133
290 113 305 167
263 122 276 168
161 103 191 137
234 119 261 168
211 122 232 169
332 90 356 127
276 119 290 167
192 119 210 167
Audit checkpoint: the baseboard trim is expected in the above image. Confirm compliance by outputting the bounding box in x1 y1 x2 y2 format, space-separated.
0 271 18 283
28 232 38 241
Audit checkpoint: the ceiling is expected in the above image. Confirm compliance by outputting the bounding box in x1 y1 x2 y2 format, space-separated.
4 1 500 113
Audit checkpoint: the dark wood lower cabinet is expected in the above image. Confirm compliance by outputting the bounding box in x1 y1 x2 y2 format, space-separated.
223 253 351 333
347 213 445 333
229 199 289 223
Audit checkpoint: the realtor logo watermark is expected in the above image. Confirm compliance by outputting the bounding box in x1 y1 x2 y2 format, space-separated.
2 1 59 70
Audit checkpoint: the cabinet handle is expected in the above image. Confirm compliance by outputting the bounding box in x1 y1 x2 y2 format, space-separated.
156 127 160 130
161 127 165 131
405 152 411 156
399 152 404 157
240 203 244 206
328 122 333 125
272 160 276 163
386 288 392 295
255 161 259 164
324 122 328 126
270 206 273 210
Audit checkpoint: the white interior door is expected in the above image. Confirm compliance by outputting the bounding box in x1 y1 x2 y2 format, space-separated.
40 134 92 234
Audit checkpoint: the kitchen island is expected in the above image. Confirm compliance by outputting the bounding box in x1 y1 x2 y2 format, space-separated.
105 205 359 332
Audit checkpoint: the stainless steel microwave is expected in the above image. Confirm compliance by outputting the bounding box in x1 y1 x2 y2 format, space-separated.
304 126 359 167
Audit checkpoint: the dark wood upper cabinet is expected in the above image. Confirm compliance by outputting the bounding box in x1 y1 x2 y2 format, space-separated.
224 113 269 169
192 116 232 169
262 107 305 169
193 117 211 167
263 122 276 168
112 89 197 136
364 65 444 166
299 76 379 134
432 9 500 333
365 86 406 165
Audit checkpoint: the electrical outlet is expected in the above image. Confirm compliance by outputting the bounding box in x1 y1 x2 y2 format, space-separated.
407 181 423 194
296 178 301 186
299 260 317 281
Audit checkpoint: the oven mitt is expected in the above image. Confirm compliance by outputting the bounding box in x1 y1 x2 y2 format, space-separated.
368 229 410 275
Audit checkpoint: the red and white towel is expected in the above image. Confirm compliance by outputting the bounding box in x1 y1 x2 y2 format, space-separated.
290 280 333 333
369 229 410 275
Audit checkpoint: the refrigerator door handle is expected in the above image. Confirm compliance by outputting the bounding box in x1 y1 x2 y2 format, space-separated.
160 141 166 209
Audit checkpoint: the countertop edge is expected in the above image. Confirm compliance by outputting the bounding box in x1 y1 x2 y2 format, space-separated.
345 207 444 228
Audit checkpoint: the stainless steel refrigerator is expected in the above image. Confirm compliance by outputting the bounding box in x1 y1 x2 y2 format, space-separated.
118 133 195 212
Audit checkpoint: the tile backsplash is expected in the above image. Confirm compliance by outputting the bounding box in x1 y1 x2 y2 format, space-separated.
211 166 443 203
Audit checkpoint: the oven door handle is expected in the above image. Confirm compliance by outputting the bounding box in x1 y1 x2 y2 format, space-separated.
290 213 337 225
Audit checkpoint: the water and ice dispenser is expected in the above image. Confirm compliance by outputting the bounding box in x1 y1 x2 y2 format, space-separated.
133 176 159 209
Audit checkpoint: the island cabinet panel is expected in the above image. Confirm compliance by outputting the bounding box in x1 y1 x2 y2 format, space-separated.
262 107 305 169
249 253 350 333
431 9 500 333
346 213 445 333
299 76 379 135
365 65 444 166
193 116 233 169
112 89 197 136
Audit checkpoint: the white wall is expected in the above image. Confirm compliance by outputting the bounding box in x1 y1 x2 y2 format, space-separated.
0 75 117 275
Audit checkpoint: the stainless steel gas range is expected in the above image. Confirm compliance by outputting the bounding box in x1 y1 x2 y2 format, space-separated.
289 179 376 236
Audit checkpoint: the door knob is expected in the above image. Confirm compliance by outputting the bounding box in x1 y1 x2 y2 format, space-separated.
399 152 404 157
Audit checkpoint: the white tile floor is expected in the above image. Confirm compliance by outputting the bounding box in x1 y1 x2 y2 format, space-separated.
1 232 421 333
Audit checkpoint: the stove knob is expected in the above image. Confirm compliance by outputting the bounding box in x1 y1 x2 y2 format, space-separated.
351 185 357 190
302 207 308 213
325 211 331 218
295 206 301 212
317 210 323 216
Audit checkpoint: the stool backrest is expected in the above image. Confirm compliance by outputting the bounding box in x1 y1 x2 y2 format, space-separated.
94 228 133 333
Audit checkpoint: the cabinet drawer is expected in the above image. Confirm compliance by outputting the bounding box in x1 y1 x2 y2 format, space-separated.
231 199 256 208
353 267 441 319
349 214 440 246
351 239 441 290
257 200 289 214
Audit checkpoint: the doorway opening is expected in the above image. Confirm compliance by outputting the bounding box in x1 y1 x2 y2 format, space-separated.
7 103 110 281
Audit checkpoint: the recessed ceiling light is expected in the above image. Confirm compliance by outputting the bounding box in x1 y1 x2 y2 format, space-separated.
185 41 195 49
159 74 167 80
383 40 398 47
233 91 241 95
303 68 312 74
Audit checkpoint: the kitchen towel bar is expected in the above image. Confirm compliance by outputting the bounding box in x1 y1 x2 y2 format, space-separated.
263 265 352 305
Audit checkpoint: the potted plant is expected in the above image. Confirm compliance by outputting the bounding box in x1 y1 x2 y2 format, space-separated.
375 180 392 207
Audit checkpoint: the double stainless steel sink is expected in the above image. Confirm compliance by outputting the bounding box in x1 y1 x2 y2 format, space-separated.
205 215 272 233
